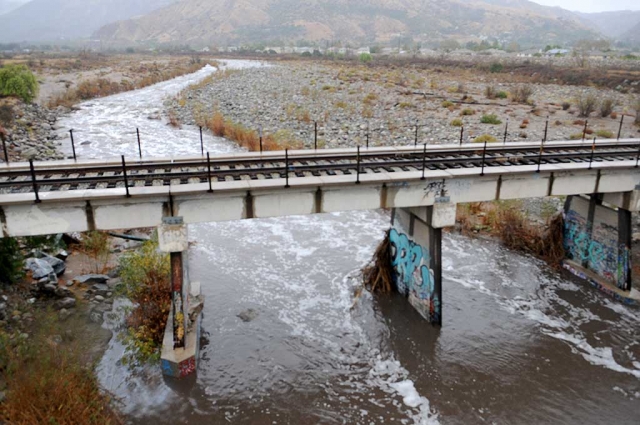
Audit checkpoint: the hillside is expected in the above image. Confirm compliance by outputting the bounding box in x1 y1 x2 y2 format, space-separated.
0 0 175 43
622 21 640 43
0 0 28 16
577 10 640 39
94 0 600 47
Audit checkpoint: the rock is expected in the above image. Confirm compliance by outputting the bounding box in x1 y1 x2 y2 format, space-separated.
89 311 103 324
25 258 54 280
237 308 258 323
54 297 76 310
59 308 73 321
92 283 109 294
36 252 66 276
54 287 72 298
55 250 69 261
43 283 57 293
94 295 105 302
74 274 110 285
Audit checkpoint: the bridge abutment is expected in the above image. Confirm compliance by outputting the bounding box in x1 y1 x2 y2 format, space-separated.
389 201 456 325
158 217 204 378
563 194 639 304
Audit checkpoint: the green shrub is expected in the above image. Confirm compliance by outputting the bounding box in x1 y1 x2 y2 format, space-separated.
0 237 23 284
599 97 616 117
595 129 614 138
451 118 463 127
460 108 475 116
576 93 598 117
359 53 373 63
0 64 38 103
490 62 504 73
474 134 497 143
496 91 508 99
441 100 454 108
511 85 533 104
481 114 502 125
569 133 584 140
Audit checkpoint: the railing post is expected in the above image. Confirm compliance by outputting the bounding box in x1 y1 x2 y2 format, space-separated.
284 149 290 188
617 115 624 140
121 155 131 198
636 142 640 168
200 126 204 156
537 141 544 173
543 116 549 143
421 143 427 180
503 118 509 145
259 125 263 153
314 121 318 150
480 141 487 176
414 122 418 147
459 126 464 146
356 145 361 184
206 152 213 193
366 124 370 149
589 137 596 170
29 159 40 203
69 129 77 161
582 120 588 142
136 128 142 159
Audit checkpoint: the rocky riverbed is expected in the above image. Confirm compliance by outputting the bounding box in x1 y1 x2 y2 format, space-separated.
167 61 640 149
0 98 67 162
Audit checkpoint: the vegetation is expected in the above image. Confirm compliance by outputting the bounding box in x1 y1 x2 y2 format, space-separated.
496 91 508 99
474 134 497 143
595 129 614 139
511 85 533 104
359 53 373 63
0 237 23 284
441 100 454 108
599 97 616 117
485 85 497 99
0 311 121 424
79 231 111 274
634 96 640 125
117 237 171 365
576 93 598 117
0 64 39 103
480 114 502 125
489 62 503 73
450 118 463 127
460 108 475 116
562 101 571 111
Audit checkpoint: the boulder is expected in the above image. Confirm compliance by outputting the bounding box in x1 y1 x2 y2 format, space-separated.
36 252 66 276
74 274 110 285
25 258 54 280
54 297 76 310
92 283 109 296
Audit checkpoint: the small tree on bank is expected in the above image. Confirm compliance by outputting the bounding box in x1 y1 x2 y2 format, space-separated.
0 64 39 103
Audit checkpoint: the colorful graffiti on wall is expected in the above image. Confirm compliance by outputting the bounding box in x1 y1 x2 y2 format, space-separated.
564 209 629 290
389 228 440 323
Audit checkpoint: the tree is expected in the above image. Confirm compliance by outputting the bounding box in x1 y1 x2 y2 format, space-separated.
0 237 23 284
0 64 38 103
439 39 460 53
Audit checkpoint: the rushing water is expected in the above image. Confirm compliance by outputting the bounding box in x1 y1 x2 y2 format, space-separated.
60 62 640 424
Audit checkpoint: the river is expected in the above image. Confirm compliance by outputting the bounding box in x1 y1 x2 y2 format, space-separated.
58 61 640 425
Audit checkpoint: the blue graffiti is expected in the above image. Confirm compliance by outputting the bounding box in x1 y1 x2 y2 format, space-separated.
389 228 440 323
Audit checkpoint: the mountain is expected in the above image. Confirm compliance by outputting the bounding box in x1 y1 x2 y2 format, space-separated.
0 0 176 43
0 0 28 16
622 21 640 43
94 0 601 47
577 10 640 39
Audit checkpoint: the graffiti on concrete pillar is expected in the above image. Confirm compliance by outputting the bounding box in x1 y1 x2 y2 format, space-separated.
389 228 440 323
564 209 628 290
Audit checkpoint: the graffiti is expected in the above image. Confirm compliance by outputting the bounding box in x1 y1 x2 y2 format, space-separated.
424 180 448 197
563 263 636 306
389 228 440 323
564 209 629 290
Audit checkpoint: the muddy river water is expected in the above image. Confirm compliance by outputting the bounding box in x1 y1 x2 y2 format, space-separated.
58 61 640 425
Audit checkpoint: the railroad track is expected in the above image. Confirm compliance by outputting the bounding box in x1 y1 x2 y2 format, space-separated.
1 140 639 195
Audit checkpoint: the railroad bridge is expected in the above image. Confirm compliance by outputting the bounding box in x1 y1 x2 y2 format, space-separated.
2 139 640 377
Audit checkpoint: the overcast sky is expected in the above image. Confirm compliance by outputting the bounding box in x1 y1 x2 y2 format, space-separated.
533 0 640 13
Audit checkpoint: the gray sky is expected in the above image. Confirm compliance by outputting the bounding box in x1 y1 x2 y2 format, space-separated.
532 0 640 13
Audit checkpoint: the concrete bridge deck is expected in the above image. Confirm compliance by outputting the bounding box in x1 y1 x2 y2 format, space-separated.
1 139 640 238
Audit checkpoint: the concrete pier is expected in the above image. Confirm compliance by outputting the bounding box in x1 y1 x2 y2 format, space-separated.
389 198 456 325
158 217 204 378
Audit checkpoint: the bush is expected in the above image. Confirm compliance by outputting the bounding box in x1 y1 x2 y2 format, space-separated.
118 237 171 365
485 85 496 99
0 64 38 103
490 62 504 73
562 102 571 111
481 114 502 125
359 53 373 63
0 103 13 126
460 108 475 116
441 100 454 108
595 129 614 138
0 238 23 284
576 93 598 117
496 91 508 99
634 96 640 125
511 85 533 104
474 134 497 143
450 118 463 127
599 97 617 117
569 133 584 140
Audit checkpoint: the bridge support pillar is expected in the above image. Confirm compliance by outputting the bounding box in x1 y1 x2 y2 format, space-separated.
389 200 456 325
158 217 204 378
563 195 638 304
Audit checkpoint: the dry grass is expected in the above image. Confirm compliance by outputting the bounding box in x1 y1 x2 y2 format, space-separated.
0 311 121 425
361 229 394 294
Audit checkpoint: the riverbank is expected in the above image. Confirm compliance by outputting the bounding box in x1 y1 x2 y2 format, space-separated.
168 61 640 150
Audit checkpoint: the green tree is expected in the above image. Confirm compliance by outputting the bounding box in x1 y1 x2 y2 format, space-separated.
0 64 39 103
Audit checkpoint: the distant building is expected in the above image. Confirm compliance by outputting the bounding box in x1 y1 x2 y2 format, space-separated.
545 48 569 56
